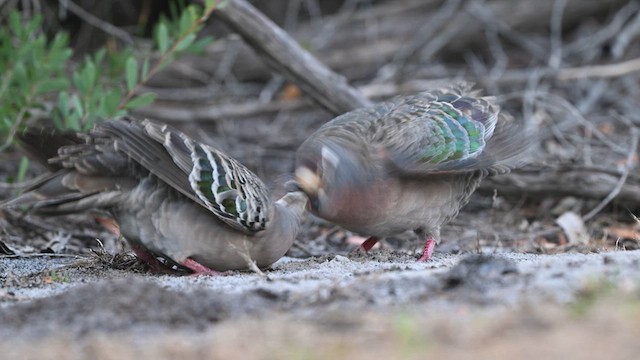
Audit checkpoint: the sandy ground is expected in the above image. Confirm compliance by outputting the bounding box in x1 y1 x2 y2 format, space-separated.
1 249 640 359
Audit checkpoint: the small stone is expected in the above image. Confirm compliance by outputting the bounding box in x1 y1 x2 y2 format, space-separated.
331 255 351 263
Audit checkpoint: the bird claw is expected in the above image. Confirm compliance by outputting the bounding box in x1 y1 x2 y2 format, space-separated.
416 237 436 262
181 258 226 276
131 245 177 274
351 236 380 253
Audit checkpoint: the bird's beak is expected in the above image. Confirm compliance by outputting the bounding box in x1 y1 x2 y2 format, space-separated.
294 166 321 195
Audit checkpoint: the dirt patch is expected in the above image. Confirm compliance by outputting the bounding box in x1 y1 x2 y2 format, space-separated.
1 250 640 357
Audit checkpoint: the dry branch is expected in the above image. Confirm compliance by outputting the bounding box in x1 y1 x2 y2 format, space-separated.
210 0 372 115
557 57 640 81
191 0 630 83
480 167 640 208
135 79 449 121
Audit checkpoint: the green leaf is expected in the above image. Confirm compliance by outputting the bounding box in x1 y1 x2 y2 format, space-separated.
49 33 72 64
186 36 214 54
205 0 217 11
25 14 43 36
57 91 70 115
16 156 29 183
157 23 170 53
9 11 22 37
178 8 194 35
141 58 150 80
80 60 97 92
125 56 138 91
104 88 123 116
72 71 85 93
124 93 156 109
13 62 27 84
71 94 84 118
94 48 107 65
175 33 196 52
168 1 180 20
82 115 96 131
35 78 69 94
51 113 63 130
65 113 81 131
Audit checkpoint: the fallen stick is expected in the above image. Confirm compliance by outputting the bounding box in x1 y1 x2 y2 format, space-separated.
557 57 640 81
135 79 447 121
480 167 640 207
210 0 372 115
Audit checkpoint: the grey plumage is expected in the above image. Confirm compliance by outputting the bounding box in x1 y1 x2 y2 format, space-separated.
295 83 531 260
3 118 307 273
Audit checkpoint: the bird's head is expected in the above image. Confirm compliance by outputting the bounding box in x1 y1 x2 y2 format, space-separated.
295 141 375 219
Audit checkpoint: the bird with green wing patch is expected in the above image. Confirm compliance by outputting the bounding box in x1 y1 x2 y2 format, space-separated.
2 117 308 275
295 83 532 261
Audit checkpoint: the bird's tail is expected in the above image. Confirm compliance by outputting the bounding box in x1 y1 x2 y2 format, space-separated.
1 126 132 214
15 126 84 171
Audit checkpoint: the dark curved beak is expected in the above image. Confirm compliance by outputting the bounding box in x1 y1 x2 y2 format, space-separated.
284 179 302 193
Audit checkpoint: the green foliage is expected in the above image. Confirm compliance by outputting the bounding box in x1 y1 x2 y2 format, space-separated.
16 156 30 183
0 1 219 148
0 11 71 147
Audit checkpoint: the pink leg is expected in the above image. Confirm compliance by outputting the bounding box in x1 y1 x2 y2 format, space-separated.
352 236 380 253
417 237 436 262
181 258 223 276
131 245 174 274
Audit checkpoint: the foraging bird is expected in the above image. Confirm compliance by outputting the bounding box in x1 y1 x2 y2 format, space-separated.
2 118 307 274
295 84 530 261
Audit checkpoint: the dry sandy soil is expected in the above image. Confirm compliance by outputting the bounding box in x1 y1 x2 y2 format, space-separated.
1 247 640 360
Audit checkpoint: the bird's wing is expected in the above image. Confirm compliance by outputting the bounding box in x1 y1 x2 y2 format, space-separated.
370 86 532 178
95 118 271 234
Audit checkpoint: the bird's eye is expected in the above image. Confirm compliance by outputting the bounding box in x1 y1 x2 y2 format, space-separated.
308 195 320 211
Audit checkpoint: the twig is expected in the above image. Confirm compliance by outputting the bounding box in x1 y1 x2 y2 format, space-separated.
0 106 28 152
612 9 640 59
548 0 568 69
582 127 640 221
375 0 463 82
211 0 372 115
467 0 548 61
58 0 134 44
134 78 457 121
499 90 629 154
558 57 640 80
290 240 314 257
556 164 640 183
0 253 87 259
565 0 640 58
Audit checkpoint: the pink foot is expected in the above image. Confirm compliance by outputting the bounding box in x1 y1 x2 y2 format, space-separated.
181 258 223 276
417 237 436 262
352 236 380 253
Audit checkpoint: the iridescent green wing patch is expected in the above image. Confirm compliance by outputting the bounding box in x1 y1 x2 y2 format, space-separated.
418 100 488 165
188 143 266 232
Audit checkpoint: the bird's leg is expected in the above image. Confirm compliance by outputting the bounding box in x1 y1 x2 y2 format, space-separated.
131 245 175 274
417 237 436 262
181 258 223 276
352 236 380 253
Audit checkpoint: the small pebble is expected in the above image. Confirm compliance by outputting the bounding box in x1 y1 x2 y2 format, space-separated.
331 255 351 263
